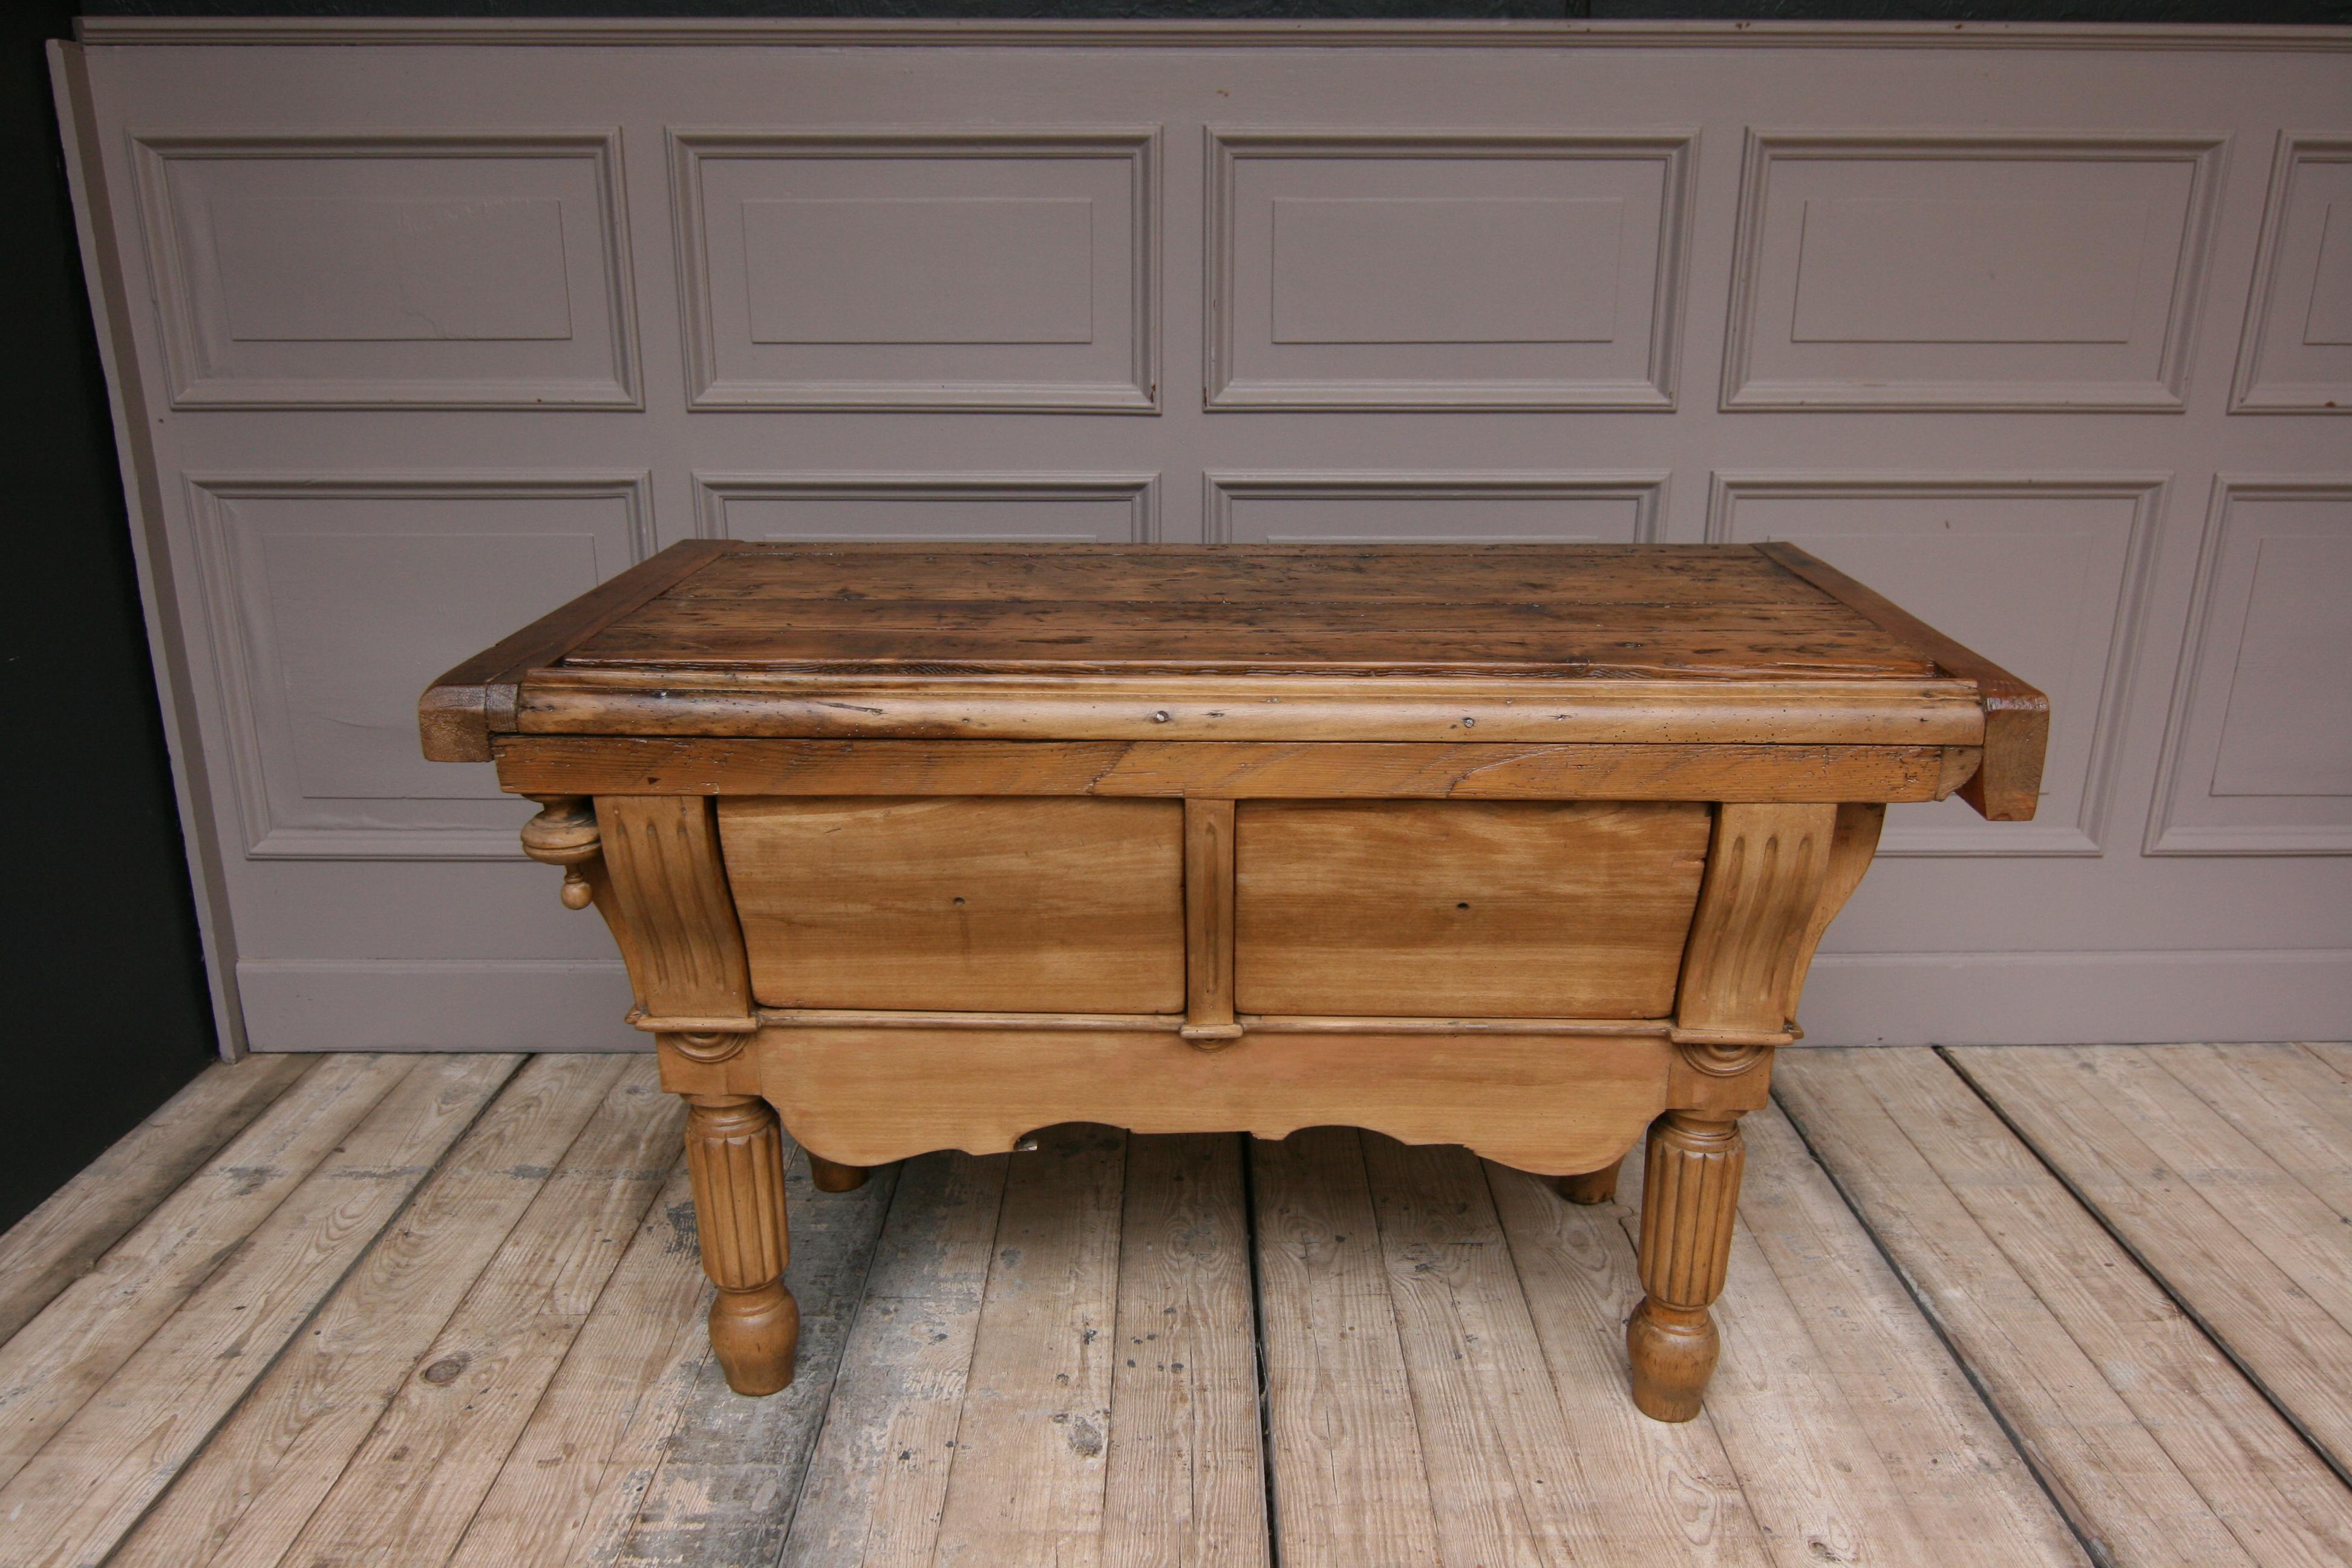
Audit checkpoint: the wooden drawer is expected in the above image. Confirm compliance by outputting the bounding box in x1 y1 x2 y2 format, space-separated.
717 797 1186 1013
1233 800 1712 1018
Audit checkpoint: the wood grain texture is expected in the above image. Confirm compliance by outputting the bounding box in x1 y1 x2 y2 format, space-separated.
0 1052 419 1491
513 671 1985 747
1485 1160 1771 1563
1358 1135 1601 1565
1235 800 1711 1018
1779 1047 2352 1568
1253 1127 1443 1568
597 794 753 1022
1955 1044 2352 1476
1676 803 1839 1037
494 735 1973 803
621 1142 898 1568
778 1149 1004 1568
420 539 737 762
106 1053 629 1568
1756 540 2047 822
687 1094 797 1396
720 795 1186 1014
931 1123 1128 1567
1182 800 1240 1044
0 1054 518 1567
270 1063 682 1568
1629 1112 1745 1422
1103 1134 1267 1568
759 1027 1670 1176
0 1054 313 1347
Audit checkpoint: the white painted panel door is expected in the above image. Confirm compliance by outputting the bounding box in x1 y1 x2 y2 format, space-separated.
60 21 2352 1049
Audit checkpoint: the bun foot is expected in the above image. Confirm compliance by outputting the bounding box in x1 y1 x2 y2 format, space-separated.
710 1278 799 1396
808 1155 870 1193
1627 1298 1719 1422
1556 1155 1622 1206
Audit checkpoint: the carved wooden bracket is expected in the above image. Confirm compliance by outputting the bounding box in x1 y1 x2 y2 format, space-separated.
520 794 602 910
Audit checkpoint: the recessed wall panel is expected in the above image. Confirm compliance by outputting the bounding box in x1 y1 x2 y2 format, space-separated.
2148 481 2352 852
2232 137 2352 412
697 475 1160 543
188 476 652 858
1712 476 2161 854
134 134 637 408
1208 131 1693 410
672 130 1157 410
1206 474 1662 543
1723 135 2223 410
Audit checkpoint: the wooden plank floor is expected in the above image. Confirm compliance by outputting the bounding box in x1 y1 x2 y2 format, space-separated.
2 1045 2347 1567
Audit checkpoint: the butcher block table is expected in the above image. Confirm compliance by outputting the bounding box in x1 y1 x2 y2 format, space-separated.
420 540 2044 1422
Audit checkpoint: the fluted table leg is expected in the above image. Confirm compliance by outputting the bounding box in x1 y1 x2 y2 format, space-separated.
685 1094 797 1395
1628 1110 1745 1422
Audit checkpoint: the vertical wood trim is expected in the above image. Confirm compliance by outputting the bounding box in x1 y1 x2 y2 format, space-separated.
595 795 751 1021
49 42 246 1057
1676 803 1838 1037
1784 802 1885 1016
1182 798 1240 1045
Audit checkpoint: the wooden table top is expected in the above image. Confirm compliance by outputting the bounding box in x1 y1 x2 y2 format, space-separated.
422 541 2045 818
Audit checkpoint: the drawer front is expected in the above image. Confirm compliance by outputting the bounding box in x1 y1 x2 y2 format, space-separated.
718 796 1186 1013
1234 800 1711 1018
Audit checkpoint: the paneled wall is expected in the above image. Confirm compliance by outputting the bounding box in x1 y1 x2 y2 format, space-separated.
57 19 2352 1050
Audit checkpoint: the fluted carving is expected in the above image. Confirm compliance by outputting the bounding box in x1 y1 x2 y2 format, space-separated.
598 796 754 1021
685 1094 796 1394
1676 803 1836 1037
1628 1111 1746 1423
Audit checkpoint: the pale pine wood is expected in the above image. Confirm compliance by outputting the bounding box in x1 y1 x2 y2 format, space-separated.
720 795 1187 1014
1234 800 1711 1018
0 1053 312 1345
0 1053 519 1566
1612 1114 2004 1568
443 1158 708 1568
687 1094 797 1396
1252 1126 1443 1568
271 1062 684 1568
495 735 1973 805
1483 1161 1773 1564
514 670 1987 748
1734 1106 2086 1567
1103 1134 1267 1568
1629 1112 1746 1422
777 1149 1006 1568
1956 1045 2352 1473
1783 802 1884 1012
106 1053 630 1568
619 1142 898 1568
1181 800 1240 1044
0 1051 419 1489
929 1123 1127 1565
597 794 753 1022
1779 1047 2352 1568
1676 803 1838 1038
1357 1136 1602 1566
2147 1043 2352 1220
756 1027 1671 1176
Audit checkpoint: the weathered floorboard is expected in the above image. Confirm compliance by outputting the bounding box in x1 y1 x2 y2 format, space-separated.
106 1054 626 1568
1780 1047 2352 1568
0 1054 313 1346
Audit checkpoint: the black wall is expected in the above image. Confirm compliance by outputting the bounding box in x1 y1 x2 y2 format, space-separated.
7 0 2344 1233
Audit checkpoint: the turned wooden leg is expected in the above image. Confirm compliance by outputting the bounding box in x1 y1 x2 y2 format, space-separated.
1556 1153 1623 1206
806 1154 870 1193
685 1094 797 1396
1628 1110 1745 1423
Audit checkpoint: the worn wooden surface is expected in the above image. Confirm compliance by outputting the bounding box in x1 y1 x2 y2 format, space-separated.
9 1041 2346 1566
426 543 2037 812
1233 799 1710 1018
